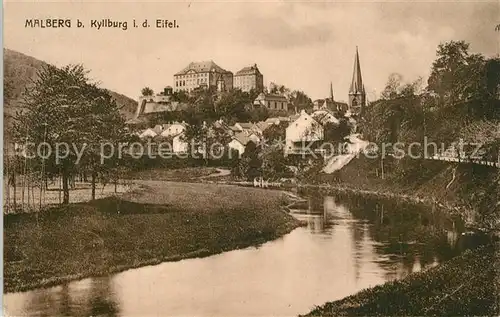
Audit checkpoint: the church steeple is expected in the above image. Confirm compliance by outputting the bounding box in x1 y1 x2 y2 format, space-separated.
349 46 366 116
330 82 334 102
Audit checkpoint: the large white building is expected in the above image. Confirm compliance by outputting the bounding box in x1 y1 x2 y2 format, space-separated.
234 64 264 92
173 60 233 93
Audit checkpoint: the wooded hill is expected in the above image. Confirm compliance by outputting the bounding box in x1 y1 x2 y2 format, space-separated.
3 48 137 142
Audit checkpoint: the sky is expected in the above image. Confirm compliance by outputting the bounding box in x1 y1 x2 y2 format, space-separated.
4 1 499 102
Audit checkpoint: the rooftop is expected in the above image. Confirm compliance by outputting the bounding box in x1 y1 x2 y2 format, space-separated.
175 60 230 76
235 64 261 76
233 132 251 145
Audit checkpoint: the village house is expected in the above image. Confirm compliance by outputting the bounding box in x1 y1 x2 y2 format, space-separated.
312 110 340 125
172 132 189 153
253 93 289 112
228 132 251 156
253 121 271 135
160 122 187 138
139 125 163 139
233 122 255 133
265 117 280 125
285 110 324 156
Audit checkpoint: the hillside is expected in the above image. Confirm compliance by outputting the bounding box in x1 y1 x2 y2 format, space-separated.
3 48 137 140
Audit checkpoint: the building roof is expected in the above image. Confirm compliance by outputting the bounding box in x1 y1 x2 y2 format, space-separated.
236 122 255 130
175 60 230 76
233 132 251 146
265 117 279 123
349 47 365 95
235 64 261 76
315 99 349 113
125 118 143 125
257 93 287 101
140 128 158 138
255 121 271 132
312 111 340 125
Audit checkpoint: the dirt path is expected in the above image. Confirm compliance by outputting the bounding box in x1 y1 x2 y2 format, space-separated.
200 168 231 179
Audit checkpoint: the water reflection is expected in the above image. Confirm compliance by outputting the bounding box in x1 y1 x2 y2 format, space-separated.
7 276 119 317
5 194 484 317
290 194 478 282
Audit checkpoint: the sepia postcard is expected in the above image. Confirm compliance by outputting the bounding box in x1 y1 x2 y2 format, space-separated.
2 1 500 316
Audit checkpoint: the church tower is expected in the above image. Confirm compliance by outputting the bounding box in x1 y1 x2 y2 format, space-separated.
348 46 366 116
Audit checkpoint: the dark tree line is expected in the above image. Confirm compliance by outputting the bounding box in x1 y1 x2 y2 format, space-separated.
8 64 129 208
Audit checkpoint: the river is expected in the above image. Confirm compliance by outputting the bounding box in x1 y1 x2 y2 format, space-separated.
4 193 482 317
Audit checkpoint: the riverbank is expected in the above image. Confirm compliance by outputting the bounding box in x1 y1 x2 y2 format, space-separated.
303 242 499 316
124 166 219 182
305 157 500 231
4 181 300 293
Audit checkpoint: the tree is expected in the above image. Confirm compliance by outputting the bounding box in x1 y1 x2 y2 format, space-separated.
14 64 128 204
183 121 231 165
260 144 289 179
324 117 352 144
427 41 499 120
289 90 313 113
141 87 154 97
263 122 287 144
77 84 127 200
239 141 262 180
214 89 253 122
381 73 403 100
269 82 291 96
171 90 189 103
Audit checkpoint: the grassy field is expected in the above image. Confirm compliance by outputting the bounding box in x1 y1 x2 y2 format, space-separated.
304 243 499 317
125 167 218 182
4 181 299 293
3 180 133 214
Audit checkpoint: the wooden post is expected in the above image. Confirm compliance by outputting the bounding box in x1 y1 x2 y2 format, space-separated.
91 171 96 200
62 170 69 204
12 159 17 212
5 156 10 214
58 173 62 204
380 157 385 180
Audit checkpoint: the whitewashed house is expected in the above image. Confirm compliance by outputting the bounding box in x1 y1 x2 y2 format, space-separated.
228 133 250 156
248 132 261 144
161 122 186 138
285 110 324 156
139 128 159 139
172 132 188 153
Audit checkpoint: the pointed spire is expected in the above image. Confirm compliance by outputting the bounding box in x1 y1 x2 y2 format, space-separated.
349 46 364 95
330 82 334 102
